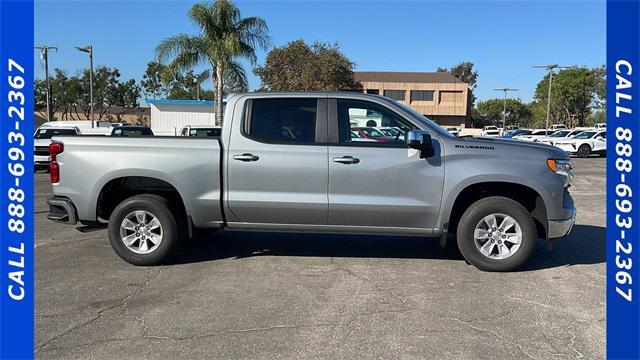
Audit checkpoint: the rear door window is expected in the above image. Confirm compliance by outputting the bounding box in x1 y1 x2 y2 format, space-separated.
246 98 318 144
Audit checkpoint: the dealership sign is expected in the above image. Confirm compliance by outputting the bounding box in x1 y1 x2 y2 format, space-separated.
607 0 640 358
0 0 35 358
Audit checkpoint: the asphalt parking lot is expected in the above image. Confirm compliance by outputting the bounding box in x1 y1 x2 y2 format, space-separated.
35 158 606 360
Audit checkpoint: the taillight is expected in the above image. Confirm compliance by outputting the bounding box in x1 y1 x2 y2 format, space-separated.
50 161 60 183
49 142 64 183
49 143 63 159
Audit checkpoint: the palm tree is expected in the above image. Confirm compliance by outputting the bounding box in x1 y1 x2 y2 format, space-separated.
156 0 269 124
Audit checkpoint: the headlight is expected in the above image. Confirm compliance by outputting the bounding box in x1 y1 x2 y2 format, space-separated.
547 159 573 187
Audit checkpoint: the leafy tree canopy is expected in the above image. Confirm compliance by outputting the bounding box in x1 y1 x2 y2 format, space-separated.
477 98 533 127
254 39 362 92
533 66 605 127
438 61 478 105
35 66 140 121
155 0 269 124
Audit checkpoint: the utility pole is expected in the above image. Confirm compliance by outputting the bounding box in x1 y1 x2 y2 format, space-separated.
76 45 94 128
533 64 570 135
493 88 518 130
34 45 58 121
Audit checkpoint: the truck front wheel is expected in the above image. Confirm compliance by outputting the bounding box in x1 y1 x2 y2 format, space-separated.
456 196 536 272
108 194 179 266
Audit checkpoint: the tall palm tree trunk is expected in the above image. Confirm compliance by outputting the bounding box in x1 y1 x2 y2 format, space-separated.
215 64 224 126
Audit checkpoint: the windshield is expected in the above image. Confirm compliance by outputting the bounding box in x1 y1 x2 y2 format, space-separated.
511 129 531 136
35 128 77 139
531 130 549 135
189 128 221 137
550 130 570 137
573 131 596 139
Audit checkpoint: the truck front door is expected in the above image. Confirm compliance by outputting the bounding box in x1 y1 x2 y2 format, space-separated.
226 97 328 225
327 98 444 230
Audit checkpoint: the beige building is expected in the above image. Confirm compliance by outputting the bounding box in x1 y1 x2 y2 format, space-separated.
355 71 472 127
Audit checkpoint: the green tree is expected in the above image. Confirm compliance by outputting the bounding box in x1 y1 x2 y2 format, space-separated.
156 0 270 125
438 61 478 105
141 61 169 99
477 98 533 127
254 39 362 92
533 66 604 127
34 67 140 121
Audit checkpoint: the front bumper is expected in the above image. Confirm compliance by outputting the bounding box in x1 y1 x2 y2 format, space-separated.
547 206 576 239
47 196 78 225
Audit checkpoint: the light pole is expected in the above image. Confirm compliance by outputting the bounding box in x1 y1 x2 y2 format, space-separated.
533 64 570 134
76 45 94 128
493 88 518 130
193 77 200 101
34 45 58 121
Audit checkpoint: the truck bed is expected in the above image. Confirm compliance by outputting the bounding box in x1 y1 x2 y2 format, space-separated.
51 136 223 228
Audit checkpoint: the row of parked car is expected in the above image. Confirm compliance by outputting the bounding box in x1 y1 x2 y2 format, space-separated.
489 123 607 158
34 122 222 167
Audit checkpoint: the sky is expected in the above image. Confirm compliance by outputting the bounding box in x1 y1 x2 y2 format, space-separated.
34 0 605 104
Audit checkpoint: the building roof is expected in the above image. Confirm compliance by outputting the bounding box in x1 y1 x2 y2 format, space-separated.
354 71 464 84
147 99 215 106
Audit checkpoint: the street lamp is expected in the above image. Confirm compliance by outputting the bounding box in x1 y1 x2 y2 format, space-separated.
193 77 200 101
35 46 58 121
493 88 518 130
533 64 571 135
76 45 94 128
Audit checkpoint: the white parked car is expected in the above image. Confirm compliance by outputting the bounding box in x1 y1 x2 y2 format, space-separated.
554 130 606 158
594 122 607 130
513 129 550 141
482 126 500 137
533 129 584 146
549 124 568 131
443 126 460 137
34 125 81 167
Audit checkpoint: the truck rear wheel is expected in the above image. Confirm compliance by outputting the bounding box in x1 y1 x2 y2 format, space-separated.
456 196 536 272
108 194 179 266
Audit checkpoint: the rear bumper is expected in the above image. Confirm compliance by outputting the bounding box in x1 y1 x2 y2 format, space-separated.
47 196 78 225
548 206 576 239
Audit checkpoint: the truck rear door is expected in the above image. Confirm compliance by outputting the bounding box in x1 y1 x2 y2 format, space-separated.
226 97 328 225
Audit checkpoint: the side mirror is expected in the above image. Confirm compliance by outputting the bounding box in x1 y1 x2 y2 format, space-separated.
406 130 435 158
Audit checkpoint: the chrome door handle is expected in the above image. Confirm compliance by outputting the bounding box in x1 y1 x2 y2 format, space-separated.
233 153 259 162
333 156 360 164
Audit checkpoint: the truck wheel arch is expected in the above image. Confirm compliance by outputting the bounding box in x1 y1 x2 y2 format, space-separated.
95 176 189 228
443 181 548 241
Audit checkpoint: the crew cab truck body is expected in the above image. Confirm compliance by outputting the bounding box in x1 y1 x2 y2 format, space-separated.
47 92 576 271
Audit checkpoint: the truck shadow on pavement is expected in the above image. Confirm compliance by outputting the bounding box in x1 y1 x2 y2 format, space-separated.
171 224 605 271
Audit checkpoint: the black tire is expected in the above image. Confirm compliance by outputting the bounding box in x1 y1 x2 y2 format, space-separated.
108 194 180 266
577 144 591 158
456 196 537 272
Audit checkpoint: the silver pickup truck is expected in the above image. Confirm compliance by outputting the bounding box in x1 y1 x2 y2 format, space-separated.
47 92 576 271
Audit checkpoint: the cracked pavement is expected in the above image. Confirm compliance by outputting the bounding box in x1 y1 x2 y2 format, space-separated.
35 158 605 359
